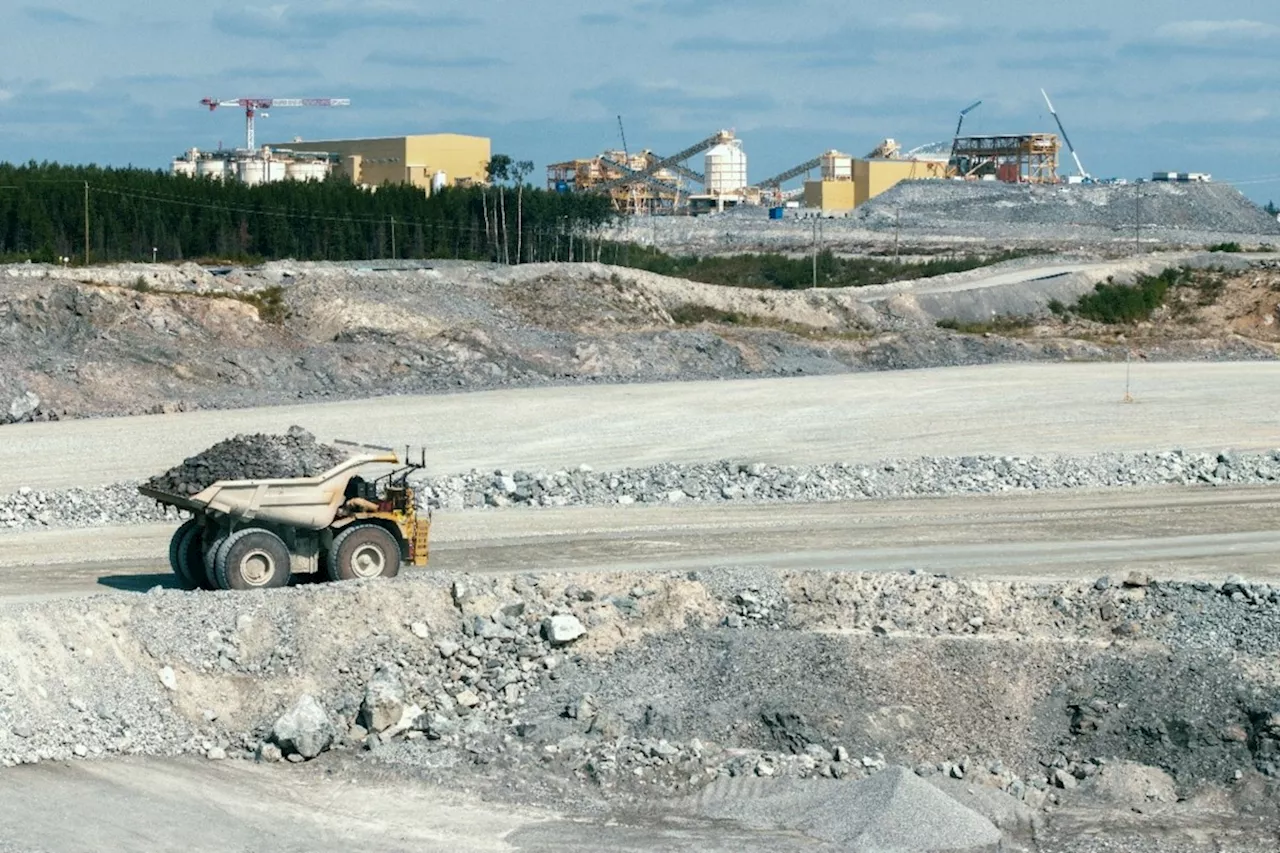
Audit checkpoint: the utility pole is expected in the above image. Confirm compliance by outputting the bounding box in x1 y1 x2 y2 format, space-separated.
812 215 819 288
1134 184 1141 253
390 215 396 259
83 182 90 266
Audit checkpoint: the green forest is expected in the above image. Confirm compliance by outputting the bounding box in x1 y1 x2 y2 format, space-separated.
0 161 614 264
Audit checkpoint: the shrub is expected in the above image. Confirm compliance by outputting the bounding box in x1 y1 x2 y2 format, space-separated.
1072 268 1184 324
1207 242 1242 253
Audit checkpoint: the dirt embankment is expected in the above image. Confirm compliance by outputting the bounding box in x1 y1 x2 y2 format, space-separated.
0 257 1274 425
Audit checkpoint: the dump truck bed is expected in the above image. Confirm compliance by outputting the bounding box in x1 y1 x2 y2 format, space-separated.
139 452 398 530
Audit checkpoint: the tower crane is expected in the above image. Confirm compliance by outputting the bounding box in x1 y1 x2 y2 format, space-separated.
200 97 351 151
1041 89 1090 181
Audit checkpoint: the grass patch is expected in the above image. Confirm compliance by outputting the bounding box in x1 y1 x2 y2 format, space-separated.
936 316 1034 335
240 285 289 325
669 305 748 325
604 245 1035 290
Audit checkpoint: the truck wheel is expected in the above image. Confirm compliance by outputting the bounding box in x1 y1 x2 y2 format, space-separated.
214 528 292 591
326 525 401 582
167 520 203 591
200 531 226 591
167 522 202 589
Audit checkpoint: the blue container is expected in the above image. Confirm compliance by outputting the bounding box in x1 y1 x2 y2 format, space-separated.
768 206 785 220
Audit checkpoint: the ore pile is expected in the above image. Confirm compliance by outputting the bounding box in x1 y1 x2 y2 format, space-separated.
145 426 349 496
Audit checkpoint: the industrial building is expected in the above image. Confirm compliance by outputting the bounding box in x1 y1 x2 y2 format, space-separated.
175 133 492 191
171 148 335 186
264 134 491 191
547 130 759 215
802 145 950 213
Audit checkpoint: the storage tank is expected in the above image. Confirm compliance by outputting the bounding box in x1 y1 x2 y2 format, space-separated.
431 170 448 193
265 160 288 183
171 158 197 178
704 139 747 193
238 158 267 186
196 158 228 181
821 150 853 181
286 160 330 182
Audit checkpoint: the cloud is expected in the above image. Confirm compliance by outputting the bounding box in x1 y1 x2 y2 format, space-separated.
1014 26 1110 44
364 52 506 70
339 84 497 112
573 79 777 116
1153 19 1280 43
22 6 90 25
579 12 623 26
211 4 479 41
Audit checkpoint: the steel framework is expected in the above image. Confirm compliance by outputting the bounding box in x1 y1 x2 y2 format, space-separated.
949 134 1061 184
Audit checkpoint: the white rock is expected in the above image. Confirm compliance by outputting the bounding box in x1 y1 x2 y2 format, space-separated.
158 666 177 691
411 621 430 640
542 615 587 645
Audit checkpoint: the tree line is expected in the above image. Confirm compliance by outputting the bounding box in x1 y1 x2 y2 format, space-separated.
0 160 615 264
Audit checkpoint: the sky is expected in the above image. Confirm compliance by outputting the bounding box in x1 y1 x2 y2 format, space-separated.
1 1 1278 201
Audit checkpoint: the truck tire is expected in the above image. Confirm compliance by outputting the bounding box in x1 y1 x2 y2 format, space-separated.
167 520 202 590
201 531 226 591
214 528 292 591
326 524 401 582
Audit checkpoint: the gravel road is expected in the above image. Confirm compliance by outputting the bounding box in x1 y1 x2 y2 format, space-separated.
3 362 1278 493
3 486 1278 601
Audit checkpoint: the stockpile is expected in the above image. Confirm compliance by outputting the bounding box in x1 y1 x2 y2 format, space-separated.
3 449 1280 531
857 181 1280 239
144 427 349 496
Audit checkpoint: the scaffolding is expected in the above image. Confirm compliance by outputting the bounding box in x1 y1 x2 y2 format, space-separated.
949 133 1061 184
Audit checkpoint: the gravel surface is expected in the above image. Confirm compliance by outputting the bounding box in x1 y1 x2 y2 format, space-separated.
1 567 1279 849
4 448 1278 532
144 427 349 496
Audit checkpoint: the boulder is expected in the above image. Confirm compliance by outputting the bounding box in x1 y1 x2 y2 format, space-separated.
271 695 335 760
358 669 406 734
542 614 586 645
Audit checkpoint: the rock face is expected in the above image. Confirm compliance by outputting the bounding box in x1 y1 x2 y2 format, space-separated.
270 695 336 760
145 426 349 496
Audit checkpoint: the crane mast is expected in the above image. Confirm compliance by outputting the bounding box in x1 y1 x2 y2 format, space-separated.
1041 89 1089 180
201 97 351 151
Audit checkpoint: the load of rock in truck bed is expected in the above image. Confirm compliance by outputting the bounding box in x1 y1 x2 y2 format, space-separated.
146 426 350 496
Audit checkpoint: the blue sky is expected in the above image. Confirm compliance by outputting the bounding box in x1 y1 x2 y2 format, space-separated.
2 1 1279 201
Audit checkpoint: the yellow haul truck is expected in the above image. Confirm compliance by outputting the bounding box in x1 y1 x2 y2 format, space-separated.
140 443 430 591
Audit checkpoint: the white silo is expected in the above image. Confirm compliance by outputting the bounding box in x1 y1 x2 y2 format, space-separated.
431 170 448 193
196 158 228 181
265 159 288 183
238 158 267 186
286 160 330 182
705 138 747 193
172 158 197 178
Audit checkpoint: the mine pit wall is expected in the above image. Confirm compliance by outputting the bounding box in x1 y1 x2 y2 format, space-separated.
0 569 1277 796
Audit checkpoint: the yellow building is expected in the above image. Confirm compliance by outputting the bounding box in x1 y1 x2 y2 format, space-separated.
805 158 950 212
265 134 491 192
803 179 856 212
